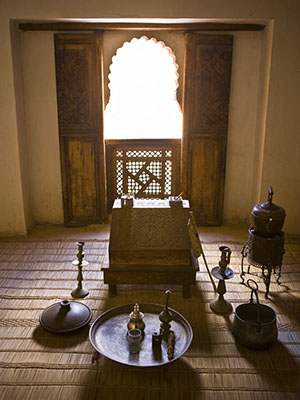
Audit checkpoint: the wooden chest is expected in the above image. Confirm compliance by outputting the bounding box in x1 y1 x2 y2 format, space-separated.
103 199 199 297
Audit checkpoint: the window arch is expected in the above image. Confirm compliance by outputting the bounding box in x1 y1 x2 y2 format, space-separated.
104 36 182 139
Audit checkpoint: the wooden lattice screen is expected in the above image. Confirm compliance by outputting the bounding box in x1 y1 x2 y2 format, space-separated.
105 139 181 211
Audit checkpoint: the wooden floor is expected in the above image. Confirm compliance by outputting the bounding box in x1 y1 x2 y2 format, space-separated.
0 224 299 400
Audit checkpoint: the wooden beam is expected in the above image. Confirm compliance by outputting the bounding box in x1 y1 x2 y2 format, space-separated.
18 22 265 32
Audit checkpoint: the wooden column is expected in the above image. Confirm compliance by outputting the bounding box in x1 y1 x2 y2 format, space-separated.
54 33 107 226
182 34 233 225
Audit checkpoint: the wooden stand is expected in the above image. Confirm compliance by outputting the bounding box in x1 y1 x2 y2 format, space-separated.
103 199 199 298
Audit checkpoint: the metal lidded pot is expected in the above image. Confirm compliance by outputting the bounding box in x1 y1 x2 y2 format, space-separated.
251 186 286 237
40 300 92 333
232 279 277 349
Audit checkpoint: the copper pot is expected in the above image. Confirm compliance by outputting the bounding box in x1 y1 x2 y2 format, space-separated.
232 280 278 349
251 186 286 237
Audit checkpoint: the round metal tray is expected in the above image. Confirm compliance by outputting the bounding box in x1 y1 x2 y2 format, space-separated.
89 303 193 367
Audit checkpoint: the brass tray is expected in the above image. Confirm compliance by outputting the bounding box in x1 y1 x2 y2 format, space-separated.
89 303 193 367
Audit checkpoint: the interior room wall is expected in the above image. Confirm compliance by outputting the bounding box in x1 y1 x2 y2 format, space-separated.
0 20 28 236
0 0 299 236
21 31 63 224
9 24 33 233
20 29 262 228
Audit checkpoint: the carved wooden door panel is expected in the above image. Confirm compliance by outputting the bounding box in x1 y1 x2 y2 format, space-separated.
182 34 233 225
54 34 106 226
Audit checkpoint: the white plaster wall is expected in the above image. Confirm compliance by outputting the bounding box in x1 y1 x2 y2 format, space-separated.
223 31 263 225
0 20 27 235
10 24 33 233
0 0 299 236
21 31 63 224
260 11 300 235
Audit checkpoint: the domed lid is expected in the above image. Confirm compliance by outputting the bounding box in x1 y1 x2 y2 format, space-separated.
252 186 286 219
129 303 144 321
40 300 92 333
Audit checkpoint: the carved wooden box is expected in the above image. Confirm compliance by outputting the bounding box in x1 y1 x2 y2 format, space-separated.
109 199 192 267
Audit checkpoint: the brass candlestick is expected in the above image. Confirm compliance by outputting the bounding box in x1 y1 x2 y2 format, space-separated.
71 241 89 298
159 290 173 340
210 246 234 314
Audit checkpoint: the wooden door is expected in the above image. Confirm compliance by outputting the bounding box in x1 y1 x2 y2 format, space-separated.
182 34 233 225
54 33 106 226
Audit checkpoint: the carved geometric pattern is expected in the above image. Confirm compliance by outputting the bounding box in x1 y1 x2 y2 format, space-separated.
126 150 163 158
55 46 94 132
116 160 123 195
115 147 174 198
192 42 233 133
165 160 172 195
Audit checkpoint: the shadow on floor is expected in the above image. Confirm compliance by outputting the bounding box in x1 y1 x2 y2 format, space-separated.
32 324 90 348
82 357 203 400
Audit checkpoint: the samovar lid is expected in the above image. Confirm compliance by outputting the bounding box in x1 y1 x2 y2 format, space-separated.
251 186 286 218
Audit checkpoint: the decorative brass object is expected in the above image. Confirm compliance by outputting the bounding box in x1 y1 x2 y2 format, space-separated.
121 184 135 208
169 191 184 207
240 186 285 298
89 302 193 368
121 194 134 208
71 241 89 299
167 330 175 360
127 303 145 332
251 186 286 237
159 290 173 339
210 246 234 314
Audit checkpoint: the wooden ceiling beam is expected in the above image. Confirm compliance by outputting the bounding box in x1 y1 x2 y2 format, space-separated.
18 22 265 32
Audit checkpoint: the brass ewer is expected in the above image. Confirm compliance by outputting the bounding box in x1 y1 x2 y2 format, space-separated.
127 303 145 332
71 241 89 299
210 246 234 314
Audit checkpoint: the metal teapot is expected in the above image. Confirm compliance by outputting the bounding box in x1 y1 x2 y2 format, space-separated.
251 186 286 237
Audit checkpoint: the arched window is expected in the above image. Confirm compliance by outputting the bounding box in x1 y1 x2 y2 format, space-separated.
104 36 182 139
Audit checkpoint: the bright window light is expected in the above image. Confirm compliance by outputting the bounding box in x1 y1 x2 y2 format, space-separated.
104 36 182 139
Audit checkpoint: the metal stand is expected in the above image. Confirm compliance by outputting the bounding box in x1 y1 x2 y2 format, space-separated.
210 246 234 314
71 241 89 299
240 228 284 299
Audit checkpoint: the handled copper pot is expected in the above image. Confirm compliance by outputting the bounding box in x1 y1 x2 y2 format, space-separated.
232 280 277 349
251 186 286 237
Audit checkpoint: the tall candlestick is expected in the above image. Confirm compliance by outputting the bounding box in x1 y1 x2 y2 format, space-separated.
71 241 89 298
